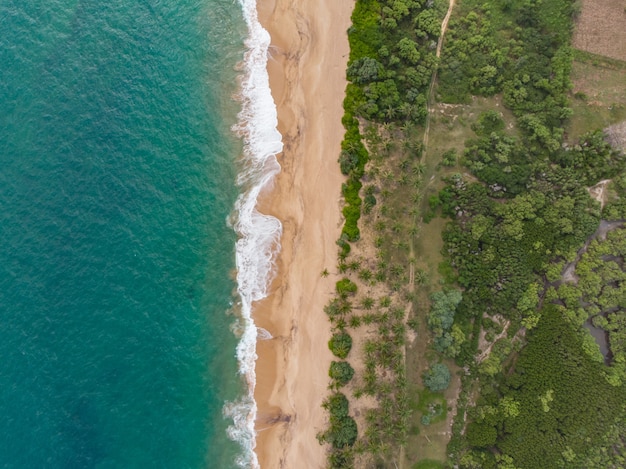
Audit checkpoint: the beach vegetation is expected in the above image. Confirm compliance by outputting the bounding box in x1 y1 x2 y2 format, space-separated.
329 361 356 387
336 278 358 297
329 332 353 359
320 393 359 450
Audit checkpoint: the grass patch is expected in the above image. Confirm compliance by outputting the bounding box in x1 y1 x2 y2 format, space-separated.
573 49 626 71
568 59 626 142
413 460 445 469
415 388 448 425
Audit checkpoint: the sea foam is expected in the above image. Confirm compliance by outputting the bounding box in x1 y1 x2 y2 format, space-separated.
223 0 283 467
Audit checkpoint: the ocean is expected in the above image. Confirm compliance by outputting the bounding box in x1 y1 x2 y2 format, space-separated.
0 0 281 468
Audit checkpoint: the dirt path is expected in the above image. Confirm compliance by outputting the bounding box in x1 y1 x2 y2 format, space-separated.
402 1 456 466
588 179 612 209
422 0 456 150
476 318 511 363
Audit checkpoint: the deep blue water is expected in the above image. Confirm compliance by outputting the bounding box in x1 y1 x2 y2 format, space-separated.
0 0 247 467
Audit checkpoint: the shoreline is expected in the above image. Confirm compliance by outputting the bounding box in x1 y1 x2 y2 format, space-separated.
252 0 354 467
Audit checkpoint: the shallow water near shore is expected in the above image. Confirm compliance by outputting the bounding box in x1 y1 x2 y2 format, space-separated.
0 0 265 466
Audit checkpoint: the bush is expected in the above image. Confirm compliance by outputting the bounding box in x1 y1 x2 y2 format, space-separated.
423 363 451 392
322 393 358 449
329 361 355 386
329 332 353 358
324 392 350 417
336 278 357 296
466 422 497 448
328 415 357 448
339 150 360 175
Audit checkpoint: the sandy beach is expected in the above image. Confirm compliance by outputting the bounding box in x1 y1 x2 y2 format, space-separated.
252 0 354 467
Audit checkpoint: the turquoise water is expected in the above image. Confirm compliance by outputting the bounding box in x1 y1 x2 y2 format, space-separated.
0 0 252 467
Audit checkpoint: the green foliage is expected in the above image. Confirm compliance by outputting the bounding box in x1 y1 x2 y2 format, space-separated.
463 132 530 197
347 57 384 84
471 306 626 468
497 307 624 468
428 290 463 335
341 176 362 242
428 289 465 358
338 102 368 242
440 166 599 351
438 0 576 151
336 277 358 296
438 8 508 103
345 0 443 124
553 130 626 186
554 227 626 380
329 361 355 387
339 150 360 175
321 393 358 449
440 148 458 167
325 392 350 418
466 421 497 448
416 388 448 426
348 0 383 63
472 110 505 136
329 332 353 359
423 363 451 392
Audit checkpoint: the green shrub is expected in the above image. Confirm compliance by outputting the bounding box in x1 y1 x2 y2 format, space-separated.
466 422 498 448
329 415 358 448
329 332 353 358
336 236 351 258
422 363 451 392
338 150 359 175
322 393 358 449
329 361 355 386
336 278 357 296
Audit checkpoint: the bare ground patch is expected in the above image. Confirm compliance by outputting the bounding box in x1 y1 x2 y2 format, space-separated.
572 0 626 62
606 121 626 153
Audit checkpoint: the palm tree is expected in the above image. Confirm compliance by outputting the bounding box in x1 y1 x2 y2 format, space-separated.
391 264 404 277
349 315 362 328
361 296 375 310
384 106 397 121
412 163 426 176
415 268 429 285
358 269 373 282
